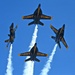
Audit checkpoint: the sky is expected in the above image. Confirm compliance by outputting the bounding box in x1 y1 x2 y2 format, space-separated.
0 0 75 75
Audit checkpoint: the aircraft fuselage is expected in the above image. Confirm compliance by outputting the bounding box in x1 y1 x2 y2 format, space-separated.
55 25 65 44
33 6 42 24
10 29 15 38
30 45 38 61
9 36 14 44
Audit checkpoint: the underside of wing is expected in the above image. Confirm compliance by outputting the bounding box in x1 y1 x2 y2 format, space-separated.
37 52 48 57
50 25 58 34
18 52 30 56
61 37 68 49
41 14 52 20
22 14 34 19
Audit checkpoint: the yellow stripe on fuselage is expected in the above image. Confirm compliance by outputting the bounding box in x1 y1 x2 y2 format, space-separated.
34 46 36 54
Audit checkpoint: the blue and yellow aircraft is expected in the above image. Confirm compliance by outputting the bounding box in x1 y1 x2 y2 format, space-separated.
5 23 18 47
18 43 48 62
22 4 52 26
50 24 68 49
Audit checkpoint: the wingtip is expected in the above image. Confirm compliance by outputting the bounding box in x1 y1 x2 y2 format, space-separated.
22 16 24 19
18 54 20 56
50 24 52 28
46 54 48 56
25 60 26 62
38 60 40 62
50 36 52 38
41 24 44 26
66 46 68 49
50 16 53 20
5 40 7 42
28 24 30 26
6 46 8 48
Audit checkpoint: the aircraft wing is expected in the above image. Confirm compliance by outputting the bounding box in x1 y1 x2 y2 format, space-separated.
18 52 31 56
37 52 48 57
41 14 52 20
61 38 68 49
22 14 34 19
50 25 58 34
5 39 10 43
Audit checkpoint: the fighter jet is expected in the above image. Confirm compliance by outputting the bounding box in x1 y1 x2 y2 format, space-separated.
22 4 52 26
50 24 68 49
18 43 48 62
5 23 18 47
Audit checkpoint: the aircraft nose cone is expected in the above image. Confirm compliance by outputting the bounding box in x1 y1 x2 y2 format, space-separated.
63 24 65 28
38 4 41 7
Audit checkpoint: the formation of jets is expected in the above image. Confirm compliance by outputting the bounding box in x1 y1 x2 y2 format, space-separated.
5 4 68 62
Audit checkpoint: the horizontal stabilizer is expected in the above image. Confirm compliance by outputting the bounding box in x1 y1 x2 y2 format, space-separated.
35 58 40 62
28 21 34 25
28 21 44 26
51 36 56 40
8 34 10 36
39 21 44 26
25 58 31 62
6 43 9 48
61 37 68 49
